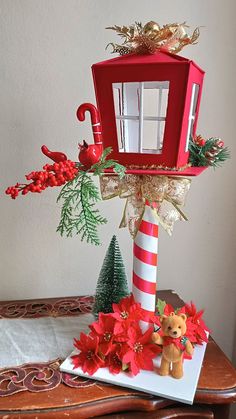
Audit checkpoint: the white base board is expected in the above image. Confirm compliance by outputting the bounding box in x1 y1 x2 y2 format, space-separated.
60 341 207 405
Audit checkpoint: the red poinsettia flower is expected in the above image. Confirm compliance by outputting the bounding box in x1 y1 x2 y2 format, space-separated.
89 313 116 355
185 302 210 344
105 344 123 375
71 332 104 375
111 294 144 335
185 318 198 343
121 326 161 376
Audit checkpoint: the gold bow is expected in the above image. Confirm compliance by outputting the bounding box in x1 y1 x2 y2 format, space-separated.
100 175 191 237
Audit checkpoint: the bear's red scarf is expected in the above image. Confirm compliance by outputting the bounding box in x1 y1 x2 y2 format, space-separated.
162 336 187 351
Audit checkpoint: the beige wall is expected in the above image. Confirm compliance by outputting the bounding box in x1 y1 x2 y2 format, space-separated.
1 0 236 366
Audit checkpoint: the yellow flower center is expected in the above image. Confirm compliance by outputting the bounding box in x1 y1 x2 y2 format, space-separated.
120 311 129 319
104 332 112 342
86 350 94 360
134 342 143 353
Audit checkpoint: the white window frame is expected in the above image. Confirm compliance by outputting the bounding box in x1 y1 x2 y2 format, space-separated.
113 81 169 154
185 83 200 151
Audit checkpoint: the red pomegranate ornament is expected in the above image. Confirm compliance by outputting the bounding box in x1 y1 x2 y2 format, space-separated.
78 140 102 168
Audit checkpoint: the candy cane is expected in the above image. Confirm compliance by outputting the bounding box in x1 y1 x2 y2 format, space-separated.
132 201 159 331
77 103 103 148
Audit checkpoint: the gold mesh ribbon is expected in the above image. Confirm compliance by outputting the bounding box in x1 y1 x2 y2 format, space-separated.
100 175 191 237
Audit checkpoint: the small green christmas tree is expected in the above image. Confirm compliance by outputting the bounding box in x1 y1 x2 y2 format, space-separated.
93 235 129 317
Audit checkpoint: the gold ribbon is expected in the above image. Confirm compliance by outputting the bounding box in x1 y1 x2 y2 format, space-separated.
100 175 191 237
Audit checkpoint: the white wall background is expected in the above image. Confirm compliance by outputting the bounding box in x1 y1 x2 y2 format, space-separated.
1 0 236 373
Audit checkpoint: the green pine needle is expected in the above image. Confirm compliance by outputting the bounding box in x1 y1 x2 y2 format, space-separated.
56 147 126 245
92 147 126 178
189 137 230 168
56 171 107 245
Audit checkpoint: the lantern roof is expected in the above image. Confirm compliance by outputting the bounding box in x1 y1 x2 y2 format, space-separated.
92 50 204 74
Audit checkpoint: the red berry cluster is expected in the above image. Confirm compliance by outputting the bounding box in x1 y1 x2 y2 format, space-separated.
6 160 78 199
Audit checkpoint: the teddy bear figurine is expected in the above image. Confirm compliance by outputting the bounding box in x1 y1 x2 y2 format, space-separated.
152 312 194 379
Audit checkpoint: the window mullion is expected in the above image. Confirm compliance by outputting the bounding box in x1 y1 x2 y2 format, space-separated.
138 82 144 153
157 87 162 150
122 83 129 152
116 116 165 121
185 84 197 152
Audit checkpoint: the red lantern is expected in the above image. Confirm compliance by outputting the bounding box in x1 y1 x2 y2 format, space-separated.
91 51 205 176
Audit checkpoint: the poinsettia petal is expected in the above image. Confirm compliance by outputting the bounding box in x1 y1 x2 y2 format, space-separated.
112 303 120 313
89 321 103 335
73 338 83 351
199 318 210 332
79 332 88 346
111 312 123 322
144 344 161 357
71 352 87 369
129 358 140 376
122 350 134 364
139 327 153 344
177 306 186 315
139 354 154 371
126 326 138 343
114 321 126 336
196 327 209 342
99 341 113 356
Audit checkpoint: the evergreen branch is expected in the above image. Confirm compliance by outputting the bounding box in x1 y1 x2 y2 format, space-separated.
78 173 107 245
56 171 107 245
92 147 126 178
189 136 230 168
56 147 126 245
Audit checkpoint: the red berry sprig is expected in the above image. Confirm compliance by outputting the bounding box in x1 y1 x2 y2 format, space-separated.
6 160 78 199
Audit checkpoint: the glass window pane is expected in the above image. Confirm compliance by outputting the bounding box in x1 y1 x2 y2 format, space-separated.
142 120 157 152
112 81 169 154
143 81 169 118
113 84 123 117
115 118 125 151
124 82 140 116
185 83 200 151
142 120 165 154
143 88 159 117
160 87 169 117
126 119 140 152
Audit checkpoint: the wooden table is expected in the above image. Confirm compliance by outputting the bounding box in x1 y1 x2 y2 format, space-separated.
0 290 235 419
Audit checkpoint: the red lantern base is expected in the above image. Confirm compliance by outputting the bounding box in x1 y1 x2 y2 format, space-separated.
101 166 207 177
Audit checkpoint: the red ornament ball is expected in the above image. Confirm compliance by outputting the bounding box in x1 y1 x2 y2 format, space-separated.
78 140 102 168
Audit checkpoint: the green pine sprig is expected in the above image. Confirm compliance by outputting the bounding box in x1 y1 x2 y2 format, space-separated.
56 148 126 245
188 137 230 168
92 147 126 178
56 171 107 245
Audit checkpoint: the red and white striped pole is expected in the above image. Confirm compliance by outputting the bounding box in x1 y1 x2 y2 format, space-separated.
132 201 159 331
